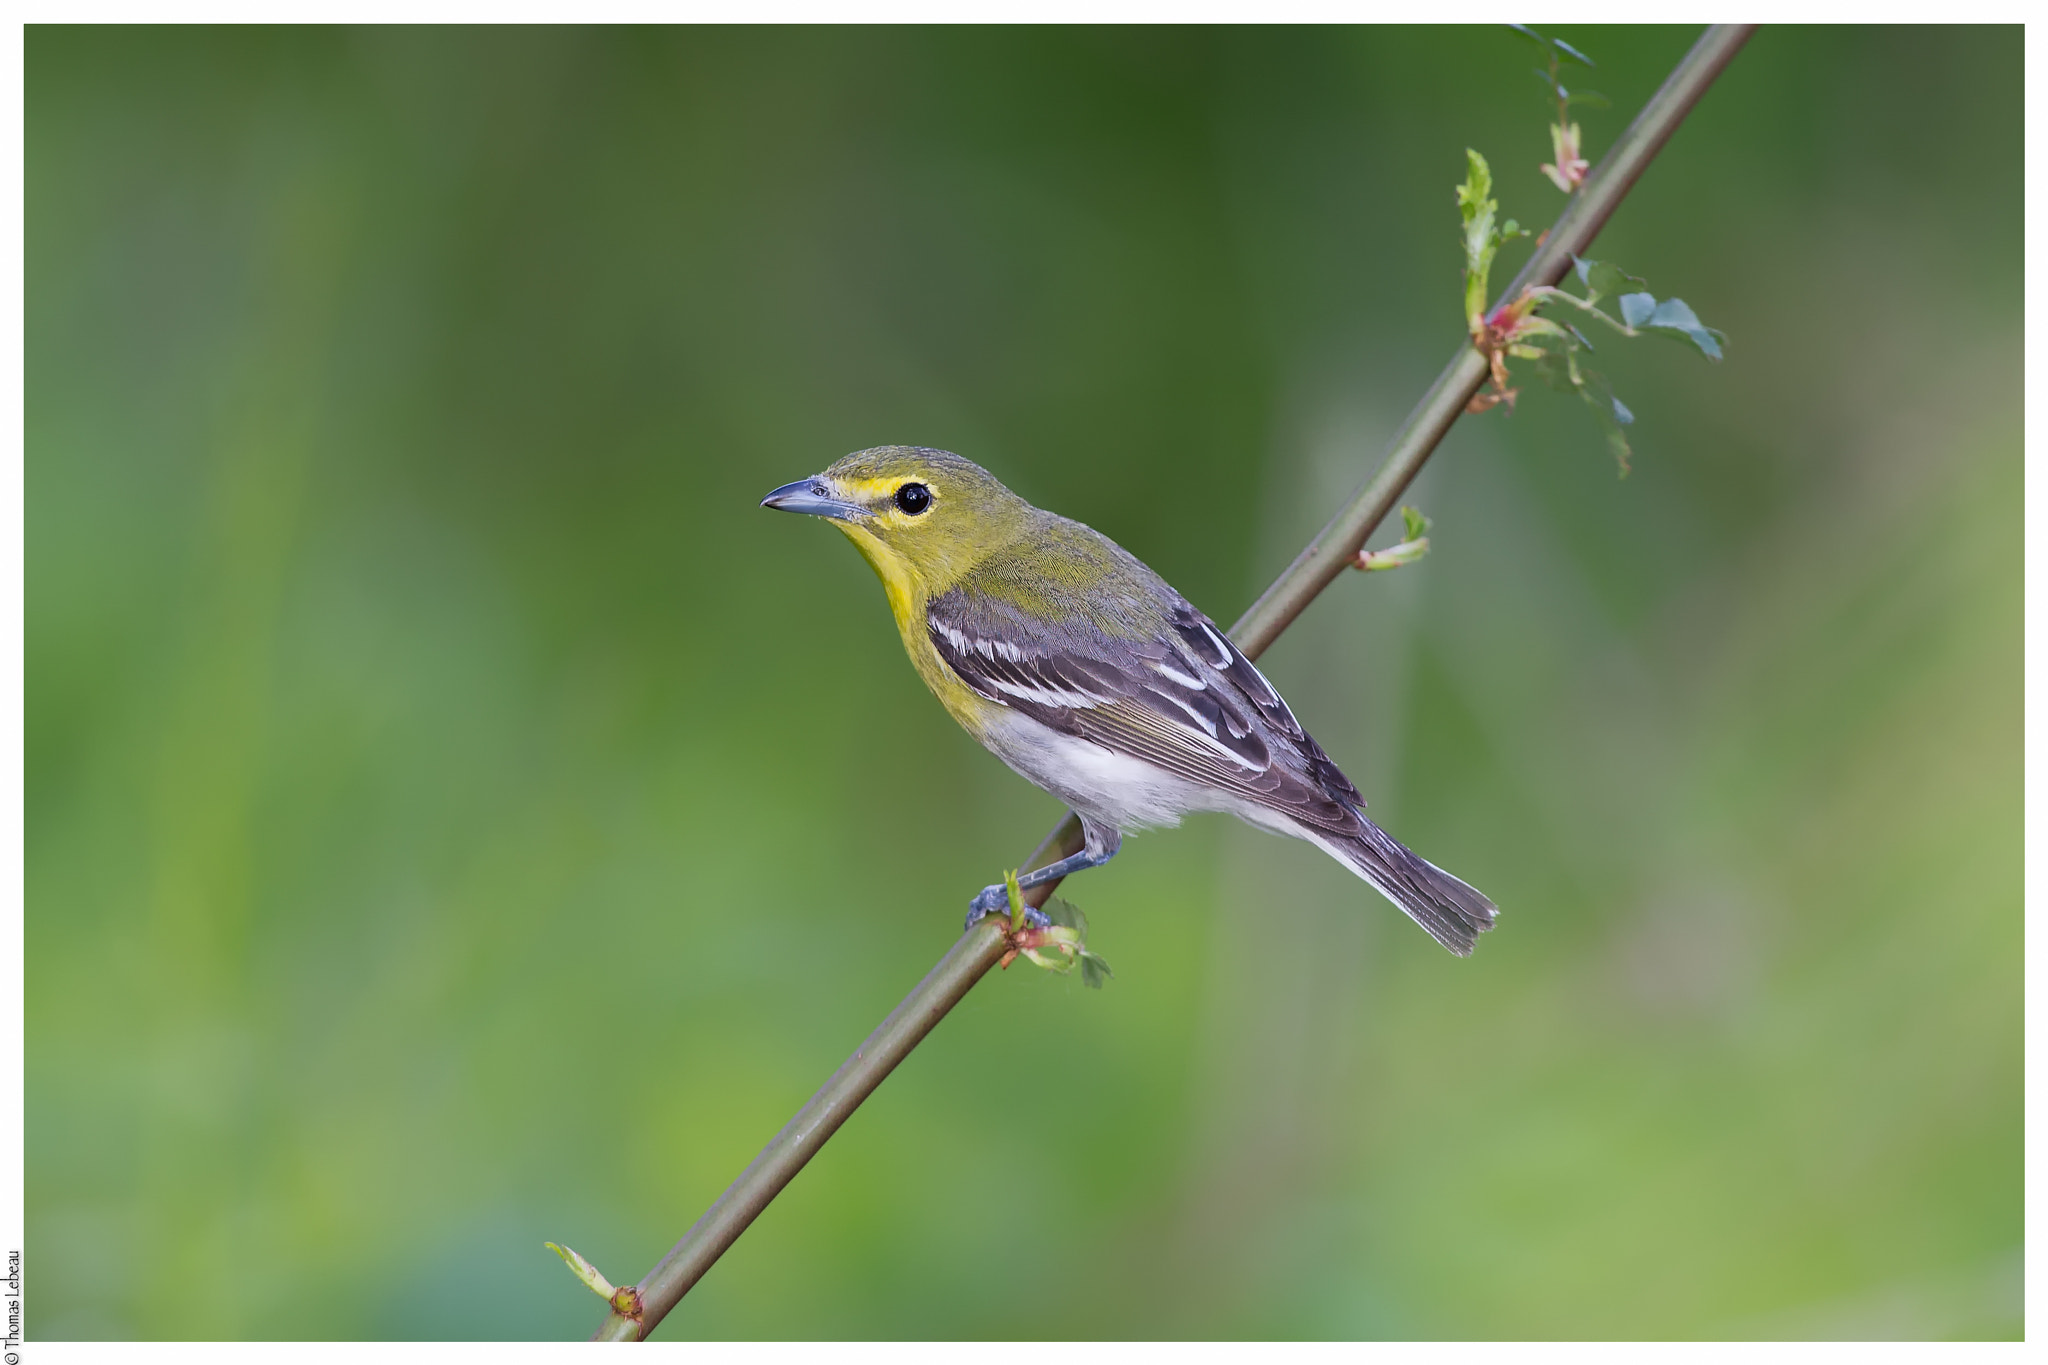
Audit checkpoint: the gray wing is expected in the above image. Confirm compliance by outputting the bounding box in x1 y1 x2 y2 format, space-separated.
928 589 1367 837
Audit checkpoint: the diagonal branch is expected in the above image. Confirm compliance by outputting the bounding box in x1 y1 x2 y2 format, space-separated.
590 23 1755 1341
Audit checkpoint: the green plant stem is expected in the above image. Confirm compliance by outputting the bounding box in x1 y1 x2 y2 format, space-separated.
591 22 1754 1341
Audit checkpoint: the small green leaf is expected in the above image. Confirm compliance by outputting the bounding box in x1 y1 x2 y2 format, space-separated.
1577 371 1636 475
1570 256 1646 305
1508 23 1552 52
1531 67 1565 98
1457 149 1495 257
1017 897 1112 987
1552 37 1596 68
1565 88 1611 109
1018 945 1069 974
1456 149 1502 324
1456 147 1493 206
1618 291 1657 329
546 1242 618 1302
1510 315 1572 343
1359 504 1432 571
1359 536 1430 571
1636 296 1726 361
1004 869 1025 933
1042 896 1085 932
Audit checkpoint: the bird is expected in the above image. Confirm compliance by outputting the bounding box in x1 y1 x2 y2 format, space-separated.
761 446 1498 955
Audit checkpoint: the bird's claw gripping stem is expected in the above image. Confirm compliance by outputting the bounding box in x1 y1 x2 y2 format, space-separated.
962 834 1122 933
965 883 1051 932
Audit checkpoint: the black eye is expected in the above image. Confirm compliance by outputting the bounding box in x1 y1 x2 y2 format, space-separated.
894 482 932 515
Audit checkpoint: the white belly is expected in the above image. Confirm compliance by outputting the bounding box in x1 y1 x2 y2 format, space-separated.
971 706 1410 922
976 706 1244 833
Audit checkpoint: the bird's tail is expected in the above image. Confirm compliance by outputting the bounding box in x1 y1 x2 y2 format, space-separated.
1327 816 1497 956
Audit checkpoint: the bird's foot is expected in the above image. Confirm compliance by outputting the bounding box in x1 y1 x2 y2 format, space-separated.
965 883 1052 933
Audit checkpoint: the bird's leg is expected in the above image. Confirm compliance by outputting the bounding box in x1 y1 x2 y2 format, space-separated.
964 822 1122 930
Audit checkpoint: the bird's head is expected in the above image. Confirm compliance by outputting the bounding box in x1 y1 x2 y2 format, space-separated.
761 446 1034 598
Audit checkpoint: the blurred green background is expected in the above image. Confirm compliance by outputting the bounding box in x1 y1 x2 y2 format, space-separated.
27 25 2020 1340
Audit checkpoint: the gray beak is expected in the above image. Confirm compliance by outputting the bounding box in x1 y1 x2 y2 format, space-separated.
760 477 868 522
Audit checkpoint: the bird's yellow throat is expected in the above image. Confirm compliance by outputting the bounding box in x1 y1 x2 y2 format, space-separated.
834 521 923 632
831 520 994 734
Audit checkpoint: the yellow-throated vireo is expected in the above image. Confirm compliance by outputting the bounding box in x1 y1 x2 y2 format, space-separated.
763 446 1498 955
